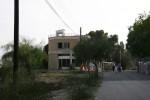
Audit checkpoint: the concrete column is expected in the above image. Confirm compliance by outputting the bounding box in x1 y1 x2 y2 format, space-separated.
70 52 72 64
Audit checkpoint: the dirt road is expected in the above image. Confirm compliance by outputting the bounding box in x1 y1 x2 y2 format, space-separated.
95 70 150 100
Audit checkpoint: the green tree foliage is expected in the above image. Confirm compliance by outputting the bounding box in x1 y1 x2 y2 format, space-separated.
127 12 150 58
1 38 47 74
112 41 134 69
74 39 91 64
112 44 120 64
42 44 48 69
121 50 134 70
43 44 48 55
74 30 118 77
108 35 119 61
88 30 113 61
111 41 124 65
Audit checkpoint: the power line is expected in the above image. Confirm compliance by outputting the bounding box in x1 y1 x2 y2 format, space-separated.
45 0 75 33
51 0 79 27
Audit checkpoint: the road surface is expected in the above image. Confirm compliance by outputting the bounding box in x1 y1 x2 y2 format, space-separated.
95 70 150 100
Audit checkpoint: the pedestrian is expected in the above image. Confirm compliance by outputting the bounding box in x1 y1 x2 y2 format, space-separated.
112 63 115 71
115 65 118 74
118 63 122 73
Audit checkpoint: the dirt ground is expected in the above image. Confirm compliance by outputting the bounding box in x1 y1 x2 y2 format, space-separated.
35 71 69 100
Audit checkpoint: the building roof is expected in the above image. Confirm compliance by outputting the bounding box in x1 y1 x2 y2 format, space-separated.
48 35 80 40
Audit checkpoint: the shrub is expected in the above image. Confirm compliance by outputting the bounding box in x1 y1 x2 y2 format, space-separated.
67 76 90 100
69 64 76 70
66 72 101 100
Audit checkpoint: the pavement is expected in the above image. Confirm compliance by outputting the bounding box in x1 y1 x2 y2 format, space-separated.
94 70 150 100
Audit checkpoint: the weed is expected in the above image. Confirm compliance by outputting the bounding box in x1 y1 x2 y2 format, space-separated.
66 72 101 100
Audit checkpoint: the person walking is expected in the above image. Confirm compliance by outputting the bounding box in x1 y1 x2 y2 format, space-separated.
112 64 115 72
118 63 122 73
115 65 118 74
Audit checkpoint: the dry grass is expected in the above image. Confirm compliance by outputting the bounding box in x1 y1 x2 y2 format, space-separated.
0 70 101 100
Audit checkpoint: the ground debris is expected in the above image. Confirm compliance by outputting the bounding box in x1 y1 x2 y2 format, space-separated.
45 89 70 100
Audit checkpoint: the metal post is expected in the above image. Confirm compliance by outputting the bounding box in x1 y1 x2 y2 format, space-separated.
13 0 19 87
120 50 121 64
80 27 82 41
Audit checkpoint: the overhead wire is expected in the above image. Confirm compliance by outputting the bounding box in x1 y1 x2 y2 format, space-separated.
45 0 75 33
51 0 80 35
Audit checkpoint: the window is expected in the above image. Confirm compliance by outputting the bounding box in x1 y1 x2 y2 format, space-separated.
58 43 62 48
64 43 70 48
58 54 70 56
59 59 70 67
58 42 70 49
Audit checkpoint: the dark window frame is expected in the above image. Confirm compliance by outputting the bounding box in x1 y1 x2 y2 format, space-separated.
58 43 62 48
58 42 70 49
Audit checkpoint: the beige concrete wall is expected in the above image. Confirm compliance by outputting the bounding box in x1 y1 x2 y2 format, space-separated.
48 36 79 69
48 37 79 51
48 53 58 69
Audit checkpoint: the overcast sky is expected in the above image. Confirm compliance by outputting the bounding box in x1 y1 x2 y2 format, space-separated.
0 0 150 58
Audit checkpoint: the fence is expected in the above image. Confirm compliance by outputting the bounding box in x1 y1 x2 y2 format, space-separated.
138 57 150 75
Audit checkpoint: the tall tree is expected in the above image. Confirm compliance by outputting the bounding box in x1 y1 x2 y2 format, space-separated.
127 12 150 58
112 44 121 64
43 44 48 69
1 38 47 74
108 34 119 61
121 50 134 70
74 30 118 77
43 44 48 54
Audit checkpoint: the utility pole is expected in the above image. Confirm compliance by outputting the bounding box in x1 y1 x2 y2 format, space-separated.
80 27 82 41
120 50 121 64
13 0 19 87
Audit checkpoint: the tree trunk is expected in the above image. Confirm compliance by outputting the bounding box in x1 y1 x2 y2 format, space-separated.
86 61 90 78
92 61 98 78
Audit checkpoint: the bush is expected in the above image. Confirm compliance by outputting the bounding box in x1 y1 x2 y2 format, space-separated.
0 68 65 100
0 66 12 85
66 73 101 100
0 81 57 100
69 64 76 70
67 76 90 100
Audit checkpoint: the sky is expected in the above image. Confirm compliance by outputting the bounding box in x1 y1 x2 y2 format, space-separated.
0 0 150 59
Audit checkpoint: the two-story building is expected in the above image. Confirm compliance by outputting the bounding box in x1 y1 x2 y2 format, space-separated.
48 29 80 69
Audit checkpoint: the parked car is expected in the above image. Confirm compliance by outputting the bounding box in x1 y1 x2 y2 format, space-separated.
131 67 137 70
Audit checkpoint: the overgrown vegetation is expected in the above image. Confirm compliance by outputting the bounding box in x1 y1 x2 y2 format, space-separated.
0 38 51 100
0 81 58 100
0 70 101 100
74 30 118 77
74 30 134 71
127 11 150 58
0 69 63 100
66 71 102 100
0 37 101 100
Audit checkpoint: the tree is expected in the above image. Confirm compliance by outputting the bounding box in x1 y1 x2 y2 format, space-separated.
43 44 48 69
112 41 124 65
43 44 48 54
111 44 120 64
121 50 134 70
127 12 150 58
74 30 118 77
108 34 119 61
1 38 47 74
74 39 91 65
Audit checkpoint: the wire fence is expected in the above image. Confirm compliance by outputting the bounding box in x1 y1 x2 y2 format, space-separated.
137 57 150 75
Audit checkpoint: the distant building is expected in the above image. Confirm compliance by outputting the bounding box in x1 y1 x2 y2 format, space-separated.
48 29 80 69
